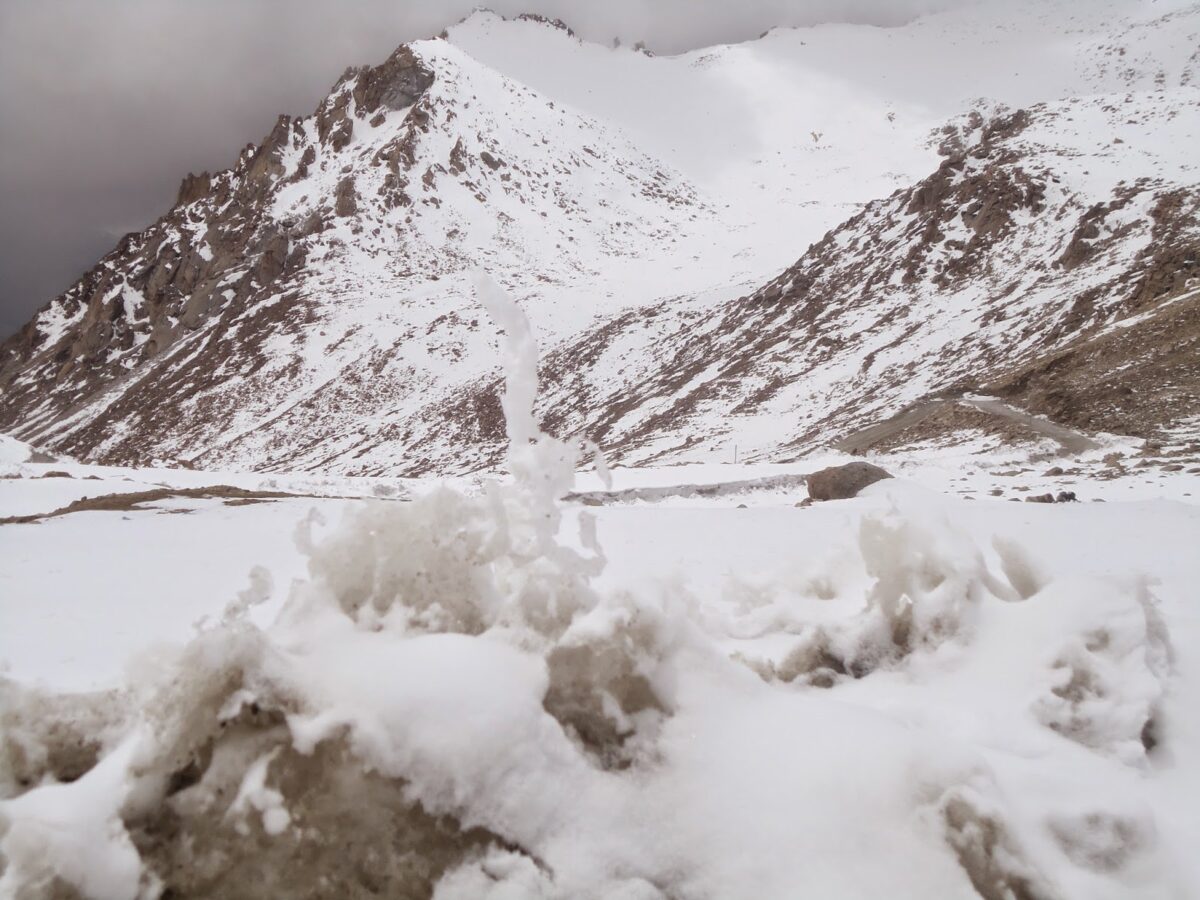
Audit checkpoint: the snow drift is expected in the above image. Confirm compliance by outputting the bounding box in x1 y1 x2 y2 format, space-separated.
0 278 1182 899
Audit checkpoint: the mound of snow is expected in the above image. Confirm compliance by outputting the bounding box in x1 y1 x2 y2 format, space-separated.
0 434 33 465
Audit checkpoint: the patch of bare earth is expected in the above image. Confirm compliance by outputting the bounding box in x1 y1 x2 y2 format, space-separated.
2 486 301 525
987 288 1200 440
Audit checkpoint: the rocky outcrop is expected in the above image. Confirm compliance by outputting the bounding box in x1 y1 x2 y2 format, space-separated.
176 172 212 206
351 46 435 114
334 177 358 217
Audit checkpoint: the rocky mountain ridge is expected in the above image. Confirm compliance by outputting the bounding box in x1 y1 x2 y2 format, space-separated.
1 2 1198 473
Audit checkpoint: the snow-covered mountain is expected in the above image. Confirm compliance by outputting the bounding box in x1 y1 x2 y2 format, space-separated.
5 6 1200 896
527 94 1200 465
1 0 1197 474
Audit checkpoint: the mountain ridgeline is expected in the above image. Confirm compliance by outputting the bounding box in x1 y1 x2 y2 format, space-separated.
2 2 1198 473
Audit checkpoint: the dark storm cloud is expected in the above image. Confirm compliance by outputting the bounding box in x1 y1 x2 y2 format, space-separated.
0 0 981 337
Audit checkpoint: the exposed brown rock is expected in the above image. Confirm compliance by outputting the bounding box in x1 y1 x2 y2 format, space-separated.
351 46 435 114
807 462 892 501
334 177 358 217
176 171 212 206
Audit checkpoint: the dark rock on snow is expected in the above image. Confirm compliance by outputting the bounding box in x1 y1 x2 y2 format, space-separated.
806 462 892 501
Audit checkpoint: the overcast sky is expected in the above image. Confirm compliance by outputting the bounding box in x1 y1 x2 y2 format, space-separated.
0 0 978 338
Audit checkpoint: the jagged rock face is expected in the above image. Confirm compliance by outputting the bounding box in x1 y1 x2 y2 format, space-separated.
1 6 1198 473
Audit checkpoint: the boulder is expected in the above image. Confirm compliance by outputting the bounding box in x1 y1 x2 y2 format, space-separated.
806 462 892 501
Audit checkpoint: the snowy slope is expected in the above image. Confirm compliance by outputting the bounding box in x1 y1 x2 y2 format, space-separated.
1 0 1198 474
521 93 1200 465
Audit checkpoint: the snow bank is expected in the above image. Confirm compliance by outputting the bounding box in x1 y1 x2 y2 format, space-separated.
0 280 1186 899
0 434 33 465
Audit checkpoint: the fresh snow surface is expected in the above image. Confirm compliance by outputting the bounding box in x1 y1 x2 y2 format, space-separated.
2 281 1199 898
0 435 34 465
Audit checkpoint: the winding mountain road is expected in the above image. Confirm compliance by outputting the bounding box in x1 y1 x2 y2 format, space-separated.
835 396 1100 455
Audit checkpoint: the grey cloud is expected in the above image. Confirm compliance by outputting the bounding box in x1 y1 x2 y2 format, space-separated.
0 0 982 337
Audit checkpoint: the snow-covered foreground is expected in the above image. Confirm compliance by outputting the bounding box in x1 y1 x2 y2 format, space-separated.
2 284 1199 898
